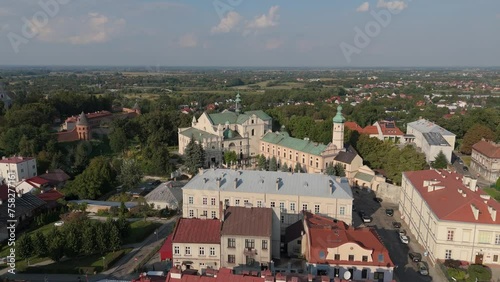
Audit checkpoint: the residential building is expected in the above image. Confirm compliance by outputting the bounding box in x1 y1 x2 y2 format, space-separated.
182 169 354 231
333 145 363 179
36 189 64 210
352 166 386 191
344 120 403 142
0 156 37 184
471 140 500 183
298 212 394 281
15 176 50 194
38 169 70 188
259 105 346 174
178 93 272 167
400 170 500 265
144 181 183 210
171 217 222 271
404 118 456 163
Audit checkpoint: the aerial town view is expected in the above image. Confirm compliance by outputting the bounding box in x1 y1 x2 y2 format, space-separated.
0 1 500 282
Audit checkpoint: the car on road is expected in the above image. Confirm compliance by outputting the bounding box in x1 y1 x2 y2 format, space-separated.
399 229 407 236
54 221 64 227
392 221 402 228
409 252 422 262
362 215 373 223
417 262 429 275
458 159 463 164
400 235 409 244
374 197 383 203
463 166 469 171
385 209 394 216
358 210 365 217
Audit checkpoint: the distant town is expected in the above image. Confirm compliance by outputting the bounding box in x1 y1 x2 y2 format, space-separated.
0 67 499 282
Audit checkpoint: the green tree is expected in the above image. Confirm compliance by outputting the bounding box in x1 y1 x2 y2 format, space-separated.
431 151 448 169
224 151 238 166
268 156 277 171
32 231 48 257
73 141 92 174
66 156 116 199
118 159 143 190
280 163 289 172
109 127 128 153
294 163 302 173
119 201 128 216
81 221 97 255
108 221 122 252
326 163 335 175
17 234 34 260
64 224 82 258
46 228 65 261
334 163 346 177
257 155 267 170
184 138 204 174
460 124 495 155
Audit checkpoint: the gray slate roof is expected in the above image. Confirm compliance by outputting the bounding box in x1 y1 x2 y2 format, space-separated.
183 169 353 200
334 146 359 164
144 181 184 210
69 200 138 209
422 132 450 146
407 119 455 136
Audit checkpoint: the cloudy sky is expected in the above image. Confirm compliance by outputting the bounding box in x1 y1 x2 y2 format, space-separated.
0 0 499 67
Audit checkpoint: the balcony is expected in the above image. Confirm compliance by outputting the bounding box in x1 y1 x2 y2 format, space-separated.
243 247 257 257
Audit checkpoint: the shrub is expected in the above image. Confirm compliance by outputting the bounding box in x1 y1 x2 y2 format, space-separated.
444 259 462 269
466 264 491 282
447 268 466 280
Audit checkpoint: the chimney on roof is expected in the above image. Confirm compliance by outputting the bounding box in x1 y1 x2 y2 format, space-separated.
471 204 479 220
170 267 182 279
329 179 335 195
469 178 478 192
480 194 491 204
216 177 221 188
199 168 204 175
307 274 313 282
264 276 274 282
276 178 280 191
275 273 286 282
234 178 238 189
462 192 467 198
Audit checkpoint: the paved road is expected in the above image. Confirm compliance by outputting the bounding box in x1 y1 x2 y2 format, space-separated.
353 187 447 282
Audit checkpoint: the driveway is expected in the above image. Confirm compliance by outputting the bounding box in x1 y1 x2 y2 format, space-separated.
353 187 447 282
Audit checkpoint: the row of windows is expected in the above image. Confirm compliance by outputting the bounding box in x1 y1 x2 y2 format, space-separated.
174 246 217 256
447 230 500 245
445 249 499 262
226 238 268 250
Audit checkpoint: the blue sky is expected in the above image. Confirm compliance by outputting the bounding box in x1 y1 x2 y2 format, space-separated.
0 0 499 67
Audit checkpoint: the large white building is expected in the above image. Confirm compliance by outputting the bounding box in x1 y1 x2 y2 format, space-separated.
471 140 500 183
404 119 456 163
182 169 354 232
400 169 500 265
178 94 272 167
0 157 37 184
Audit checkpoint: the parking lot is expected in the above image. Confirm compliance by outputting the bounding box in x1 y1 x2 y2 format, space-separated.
352 186 445 282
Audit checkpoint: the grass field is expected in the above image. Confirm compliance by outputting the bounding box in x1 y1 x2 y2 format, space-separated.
123 221 163 245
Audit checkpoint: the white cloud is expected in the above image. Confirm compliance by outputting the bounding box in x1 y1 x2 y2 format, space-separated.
356 2 370 13
377 0 408 12
178 33 198 48
35 13 126 45
246 6 280 29
211 11 242 34
265 38 283 50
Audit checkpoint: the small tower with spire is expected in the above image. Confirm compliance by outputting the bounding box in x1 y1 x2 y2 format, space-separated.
76 112 90 140
235 92 241 114
132 101 141 115
332 105 345 150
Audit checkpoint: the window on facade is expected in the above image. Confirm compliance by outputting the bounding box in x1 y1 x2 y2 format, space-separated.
361 269 368 279
334 254 340 260
302 158 305 164
202 211 207 216
188 196 193 204
280 202 285 211
267 148 269 153
21 169 24 173
225 199 230 206
270 201 275 208
348 255 354 261
210 247 216 256
316 162 318 168
378 254 384 262
189 210 194 217
310 160 312 166
257 201 262 208
245 239 255 249
211 198 216 205
314 205 320 214
244 200 249 205
495 234 500 245
251 129 255 136
174 246 180 255
374 272 384 280
494 255 499 262
211 211 217 219
447 230 454 241
290 203 296 211
445 249 452 259
339 207 345 215
262 240 268 250
203 197 207 205
362 256 368 262
478 231 492 244
228 255 235 263
235 199 240 206
185 247 191 255
199 247 205 256
280 216 284 223
228 238 236 248
302 204 308 211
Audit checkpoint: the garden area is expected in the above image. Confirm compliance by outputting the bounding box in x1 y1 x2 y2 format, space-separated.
442 260 492 282
123 220 163 245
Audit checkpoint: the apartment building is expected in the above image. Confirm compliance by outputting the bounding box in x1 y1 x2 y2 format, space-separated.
404 119 456 163
0 157 37 184
171 217 222 271
400 169 500 265
182 169 354 231
220 206 280 270
471 140 500 183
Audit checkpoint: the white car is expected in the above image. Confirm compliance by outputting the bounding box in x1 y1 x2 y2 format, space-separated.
399 235 409 244
54 221 64 227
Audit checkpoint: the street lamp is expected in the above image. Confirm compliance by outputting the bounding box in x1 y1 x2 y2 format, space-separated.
102 256 106 271
154 229 159 241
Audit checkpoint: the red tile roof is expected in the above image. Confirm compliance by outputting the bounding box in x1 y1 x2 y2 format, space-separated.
362 126 378 135
64 111 112 123
221 206 272 237
472 140 500 159
0 157 34 164
25 176 49 186
160 234 173 261
344 121 364 134
37 189 64 202
404 170 500 224
56 129 79 143
305 212 394 268
172 218 221 244
377 121 403 136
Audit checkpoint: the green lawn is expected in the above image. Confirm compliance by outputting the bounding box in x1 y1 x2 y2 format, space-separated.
484 188 500 202
123 221 163 245
461 155 471 167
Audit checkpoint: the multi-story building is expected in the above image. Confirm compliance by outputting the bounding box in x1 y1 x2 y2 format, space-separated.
298 212 394 281
171 217 222 271
178 93 272 167
259 105 346 174
471 140 500 183
182 169 354 231
0 157 37 184
220 206 280 270
345 120 404 143
400 169 500 265
404 118 456 163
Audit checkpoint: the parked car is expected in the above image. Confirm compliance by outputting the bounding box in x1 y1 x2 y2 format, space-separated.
409 252 422 262
374 197 383 203
392 222 402 228
362 215 373 223
385 209 394 216
463 166 469 171
417 262 428 275
358 210 365 217
54 221 64 227
400 235 409 244
399 229 407 236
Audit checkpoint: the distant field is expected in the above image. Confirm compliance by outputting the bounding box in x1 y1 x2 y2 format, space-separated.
124 93 161 100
